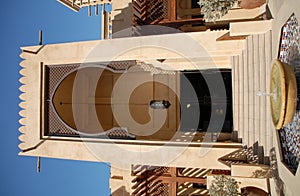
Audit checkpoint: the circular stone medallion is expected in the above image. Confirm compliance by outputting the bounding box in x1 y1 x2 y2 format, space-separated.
270 59 297 129
270 59 286 129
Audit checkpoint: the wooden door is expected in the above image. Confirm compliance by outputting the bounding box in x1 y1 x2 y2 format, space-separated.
52 66 179 139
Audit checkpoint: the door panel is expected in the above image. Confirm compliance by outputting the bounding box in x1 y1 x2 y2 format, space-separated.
95 105 114 131
94 72 113 98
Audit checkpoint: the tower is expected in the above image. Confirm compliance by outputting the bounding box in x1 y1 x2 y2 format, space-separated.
58 0 112 39
19 0 300 195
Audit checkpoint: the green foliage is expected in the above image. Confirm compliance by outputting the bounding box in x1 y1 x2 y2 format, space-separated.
198 0 238 22
209 175 241 196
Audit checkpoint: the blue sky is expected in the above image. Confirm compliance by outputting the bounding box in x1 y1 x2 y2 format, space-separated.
0 1 110 195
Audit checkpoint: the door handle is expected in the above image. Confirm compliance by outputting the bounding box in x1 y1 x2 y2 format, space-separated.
150 100 171 109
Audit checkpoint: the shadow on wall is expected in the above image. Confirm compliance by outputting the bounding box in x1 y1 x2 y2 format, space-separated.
218 141 270 167
241 186 268 196
111 186 130 196
112 3 133 37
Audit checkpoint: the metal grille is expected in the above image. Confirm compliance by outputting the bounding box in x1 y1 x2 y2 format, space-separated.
47 102 77 136
131 165 170 196
147 182 169 196
178 168 211 178
132 0 168 26
131 165 170 176
104 127 135 139
148 0 168 22
218 146 259 167
46 64 80 100
107 60 136 71
153 166 170 174
139 62 176 75
46 64 80 136
131 165 209 195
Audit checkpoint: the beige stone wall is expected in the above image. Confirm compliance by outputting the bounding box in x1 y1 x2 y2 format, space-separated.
231 164 270 178
230 20 273 36
111 0 132 35
20 31 244 69
218 4 267 22
110 166 132 195
19 31 243 171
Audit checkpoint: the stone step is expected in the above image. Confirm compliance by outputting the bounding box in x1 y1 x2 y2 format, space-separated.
247 34 255 147
265 30 274 156
232 30 274 157
253 34 261 150
243 37 250 147
259 33 267 155
238 53 245 142
232 55 239 135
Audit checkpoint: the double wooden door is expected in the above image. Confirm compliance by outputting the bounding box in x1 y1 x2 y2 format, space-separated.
52 67 179 140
